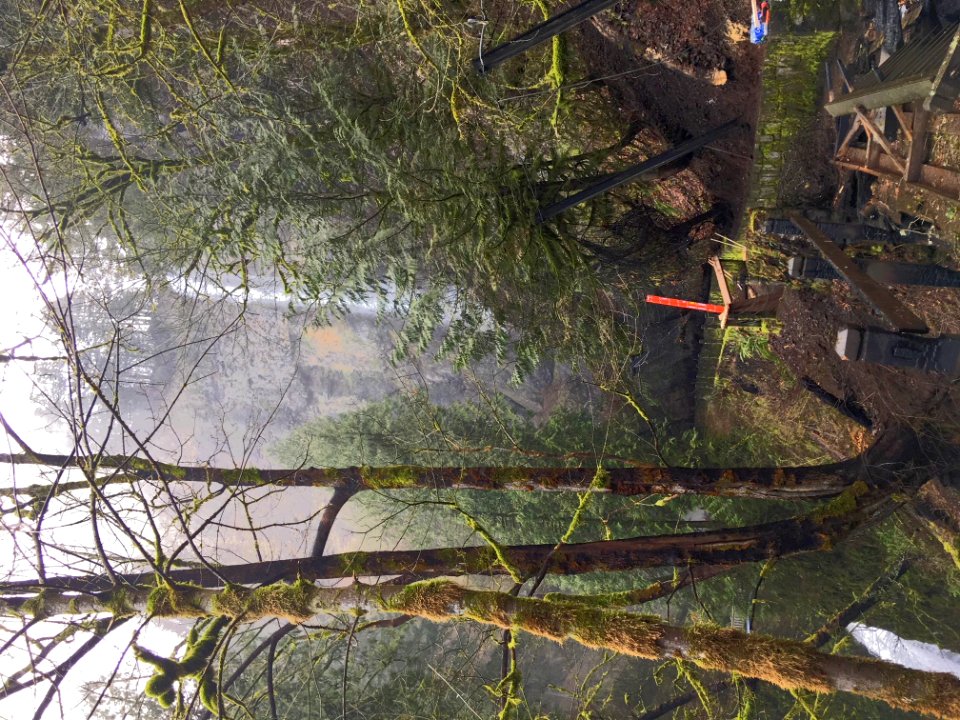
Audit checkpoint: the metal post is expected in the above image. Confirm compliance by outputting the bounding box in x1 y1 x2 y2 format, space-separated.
537 120 738 223
473 0 619 74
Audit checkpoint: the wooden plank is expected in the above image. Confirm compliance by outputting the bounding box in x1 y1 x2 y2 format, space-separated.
832 169 854 210
905 108 930 182
866 134 880 168
855 106 906 174
834 157 960 203
708 256 733 307
473 0 619 73
890 104 913 142
837 116 864 155
837 145 960 201
825 76 933 116
787 212 929 334
707 256 732 327
836 58 854 92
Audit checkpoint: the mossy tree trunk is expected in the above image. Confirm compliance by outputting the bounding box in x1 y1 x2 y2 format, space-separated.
2 478 899 594
8 580 960 719
0 427 910 502
914 480 960 571
384 582 960 720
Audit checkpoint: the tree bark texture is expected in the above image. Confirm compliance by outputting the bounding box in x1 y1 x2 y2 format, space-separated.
10 580 959 719
2 480 897 594
0 451 874 500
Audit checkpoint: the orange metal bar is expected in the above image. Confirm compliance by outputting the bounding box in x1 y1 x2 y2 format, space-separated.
645 295 726 314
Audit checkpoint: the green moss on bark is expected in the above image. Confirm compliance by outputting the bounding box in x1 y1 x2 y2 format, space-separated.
812 480 869 522
211 578 317 622
147 583 205 618
684 626 832 692
360 466 421 488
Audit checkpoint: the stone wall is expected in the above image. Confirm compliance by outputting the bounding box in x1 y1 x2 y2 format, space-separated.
694 33 836 422
749 32 837 209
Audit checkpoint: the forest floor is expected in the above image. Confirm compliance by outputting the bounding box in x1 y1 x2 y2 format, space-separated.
548 0 960 464
772 15 960 441
616 2 960 462
575 0 763 235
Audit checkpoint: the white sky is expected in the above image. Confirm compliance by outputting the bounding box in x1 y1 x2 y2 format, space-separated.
0 223 167 720
0 225 60 444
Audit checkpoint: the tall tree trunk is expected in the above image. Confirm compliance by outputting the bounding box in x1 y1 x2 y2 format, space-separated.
12 580 959 719
2 479 899 594
913 480 960 571
384 582 960 720
0 427 903 502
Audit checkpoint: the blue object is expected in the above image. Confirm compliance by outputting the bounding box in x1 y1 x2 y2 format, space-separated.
751 17 768 44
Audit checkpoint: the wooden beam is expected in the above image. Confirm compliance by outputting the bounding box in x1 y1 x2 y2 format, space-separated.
836 58 854 92
855 106 906 174
834 155 960 203
708 256 733 307
905 108 930 182
787 213 929 334
890 104 913 142
837 116 864 156
832 169 854 210
708 256 733 327
866 134 879 168
825 76 933 116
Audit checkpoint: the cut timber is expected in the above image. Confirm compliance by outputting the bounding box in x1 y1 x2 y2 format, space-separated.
905 108 930 182
836 58 855 92
473 0 618 74
537 120 738 222
787 213 929 334
708 256 733 305
826 76 934 116
708 256 733 328
890 105 913 142
837 116 864 156
832 170 854 210
825 24 960 115
835 145 960 202
866 134 880 168
855 106 906 173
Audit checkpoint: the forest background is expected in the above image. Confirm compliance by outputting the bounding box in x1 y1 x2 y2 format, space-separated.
0 0 959 719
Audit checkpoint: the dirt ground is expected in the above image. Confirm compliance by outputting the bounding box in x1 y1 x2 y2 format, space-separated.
768 3 960 435
772 284 960 433
553 0 960 450
573 0 763 234
604 0 960 451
